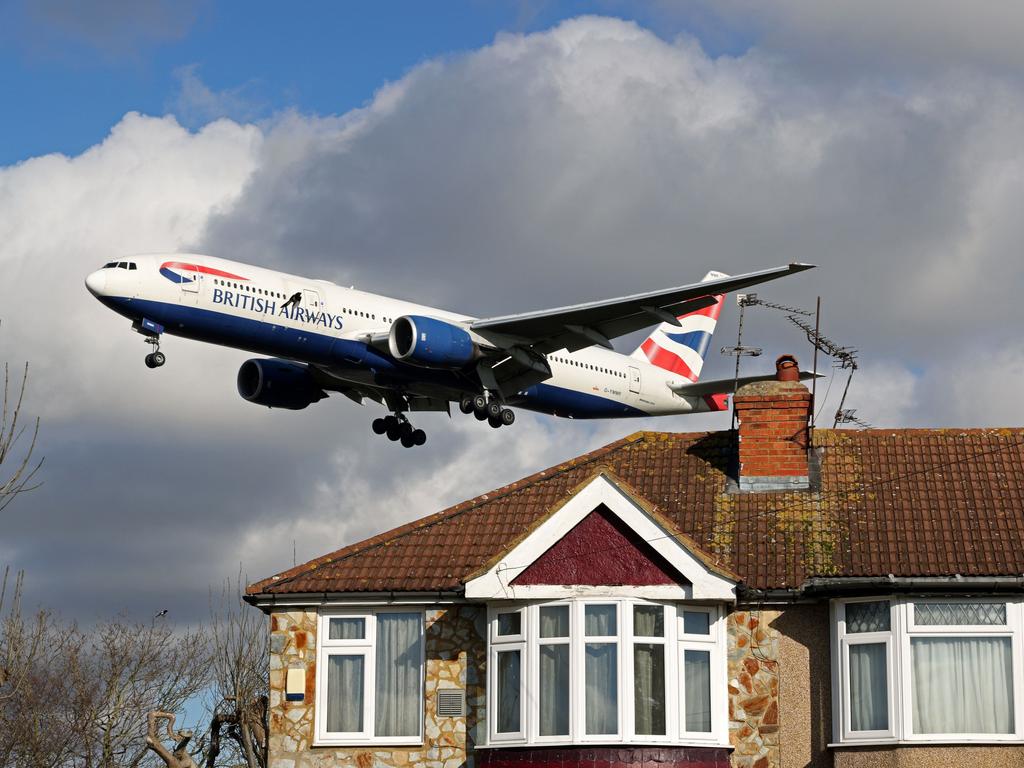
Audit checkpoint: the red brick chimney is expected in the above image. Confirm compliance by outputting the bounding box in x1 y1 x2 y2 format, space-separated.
734 354 812 492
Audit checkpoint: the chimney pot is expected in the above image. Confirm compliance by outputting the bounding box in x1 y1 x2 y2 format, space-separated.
775 354 800 382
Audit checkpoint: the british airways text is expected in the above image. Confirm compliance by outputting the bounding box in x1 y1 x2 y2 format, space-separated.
212 288 345 330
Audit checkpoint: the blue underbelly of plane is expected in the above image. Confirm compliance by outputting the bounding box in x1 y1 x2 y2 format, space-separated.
100 296 650 419
518 383 649 419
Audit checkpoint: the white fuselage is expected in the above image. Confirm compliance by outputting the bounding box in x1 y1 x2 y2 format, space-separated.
86 254 723 419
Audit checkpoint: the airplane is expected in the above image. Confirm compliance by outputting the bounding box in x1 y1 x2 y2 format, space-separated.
84 255 814 447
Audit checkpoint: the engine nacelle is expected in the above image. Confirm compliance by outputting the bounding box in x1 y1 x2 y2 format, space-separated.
388 315 477 368
237 359 327 410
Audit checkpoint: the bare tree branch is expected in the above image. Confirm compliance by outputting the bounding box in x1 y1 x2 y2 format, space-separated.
146 711 199 768
206 573 269 768
0 332 45 513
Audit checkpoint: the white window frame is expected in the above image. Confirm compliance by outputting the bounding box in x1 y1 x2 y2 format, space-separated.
315 608 425 747
676 606 724 742
832 596 1024 745
626 602 674 743
833 598 897 742
490 605 527 743
485 599 728 748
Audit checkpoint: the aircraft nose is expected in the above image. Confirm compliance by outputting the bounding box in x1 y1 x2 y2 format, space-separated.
85 269 107 296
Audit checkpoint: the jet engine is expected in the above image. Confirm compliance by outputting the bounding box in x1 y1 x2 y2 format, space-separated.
388 315 478 368
237 359 328 410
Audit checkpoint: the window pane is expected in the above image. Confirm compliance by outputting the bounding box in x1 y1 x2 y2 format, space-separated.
846 601 890 633
911 637 1013 734
585 643 618 734
539 605 569 638
496 650 521 733
585 604 616 636
326 655 364 733
849 643 888 732
634 643 666 735
374 613 423 737
914 602 1007 626
329 617 365 640
497 612 521 636
539 644 570 736
634 605 664 637
683 649 712 732
682 610 711 636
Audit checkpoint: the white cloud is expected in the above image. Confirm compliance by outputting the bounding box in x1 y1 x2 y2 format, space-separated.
1 112 261 427
665 0 1024 77
5 15 1024 619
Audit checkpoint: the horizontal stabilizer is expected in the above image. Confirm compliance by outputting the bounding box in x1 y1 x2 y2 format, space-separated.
669 370 821 397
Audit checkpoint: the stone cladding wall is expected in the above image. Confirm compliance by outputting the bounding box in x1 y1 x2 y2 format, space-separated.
727 609 781 768
268 605 486 768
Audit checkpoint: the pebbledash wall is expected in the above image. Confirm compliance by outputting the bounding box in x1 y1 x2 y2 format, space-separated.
268 603 823 768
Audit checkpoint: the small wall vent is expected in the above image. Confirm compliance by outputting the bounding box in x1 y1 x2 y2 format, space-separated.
436 689 465 717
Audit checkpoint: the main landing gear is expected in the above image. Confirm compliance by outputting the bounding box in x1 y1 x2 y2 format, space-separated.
459 394 515 429
371 414 427 448
143 336 166 369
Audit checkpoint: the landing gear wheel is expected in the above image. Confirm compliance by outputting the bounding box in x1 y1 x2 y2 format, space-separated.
459 395 475 415
400 433 416 448
411 429 426 446
386 424 402 441
371 418 388 435
488 415 502 429
500 408 515 426
474 408 488 421
486 400 502 420
472 394 488 412
399 421 413 439
143 335 164 368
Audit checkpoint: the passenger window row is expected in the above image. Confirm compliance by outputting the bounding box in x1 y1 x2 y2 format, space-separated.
548 355 626 378
212 278 285 299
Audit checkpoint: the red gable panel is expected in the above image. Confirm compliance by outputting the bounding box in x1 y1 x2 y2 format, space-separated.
510 505 688 587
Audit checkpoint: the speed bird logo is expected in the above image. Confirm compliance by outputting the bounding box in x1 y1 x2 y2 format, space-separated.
159 261 250 284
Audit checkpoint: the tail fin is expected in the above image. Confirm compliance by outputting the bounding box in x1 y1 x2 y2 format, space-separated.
630 270 727 382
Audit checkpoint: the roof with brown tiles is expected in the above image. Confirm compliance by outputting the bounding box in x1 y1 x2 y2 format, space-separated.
247 428 1024 596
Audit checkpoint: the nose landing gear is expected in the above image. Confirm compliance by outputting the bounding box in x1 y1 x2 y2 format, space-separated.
460 393 515 429
143 336 165 369
371 413 426 448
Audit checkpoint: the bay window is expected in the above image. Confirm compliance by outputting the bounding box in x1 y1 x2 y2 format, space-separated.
488 600 725 746
316 610 424 745
834 597 1023 743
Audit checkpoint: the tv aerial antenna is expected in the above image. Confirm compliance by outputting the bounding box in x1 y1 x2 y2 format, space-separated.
723 292 867 431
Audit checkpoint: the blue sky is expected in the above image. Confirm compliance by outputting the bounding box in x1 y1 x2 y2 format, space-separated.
0 1 748 166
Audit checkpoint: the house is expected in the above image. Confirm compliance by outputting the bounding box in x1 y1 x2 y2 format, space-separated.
246 358 1024 768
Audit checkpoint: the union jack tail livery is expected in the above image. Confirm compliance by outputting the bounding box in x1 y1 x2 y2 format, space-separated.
630 270 727 382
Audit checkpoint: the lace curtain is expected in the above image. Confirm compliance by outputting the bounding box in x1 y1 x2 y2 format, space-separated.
326 655 364 732
849 643 888 731
912 637 1013 734
373 613 423 737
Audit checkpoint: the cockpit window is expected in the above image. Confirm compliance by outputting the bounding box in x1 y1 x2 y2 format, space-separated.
128 262 137 270
103 262 117 268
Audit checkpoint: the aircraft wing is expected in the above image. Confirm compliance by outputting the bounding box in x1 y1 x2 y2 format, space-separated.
669 370 821 397
470 263 815 355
